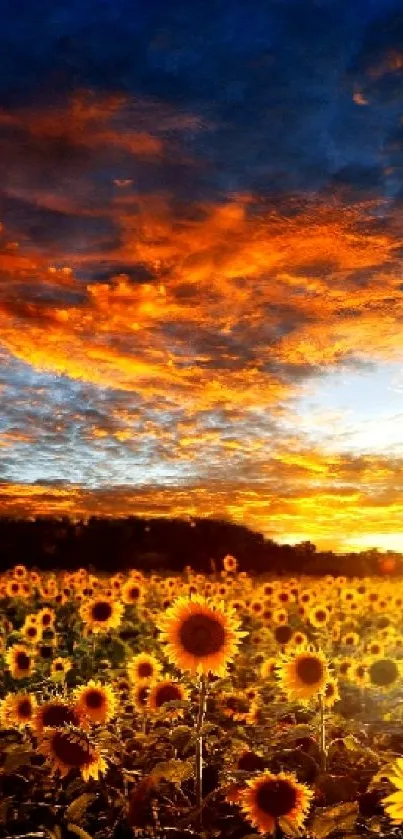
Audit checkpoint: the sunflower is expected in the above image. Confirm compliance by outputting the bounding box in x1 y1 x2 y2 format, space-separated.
121 579 145 606
341 631 360 648
80 597 124 633
127 652 162 683
21 621 43 644
39 727 107 781
131 682 151 713
272 608 288 625
336 658 352 679
50 657 72 681
260 657 277 679
156 595 246 677
0 692 37 729
33 699 83 736
291 631 308 648
382 757 403 824
13 564 28 579
6 579 23 599
74 681 117 725
351 661 369 686
366 640 385 657
308 605 330 629
223 554 237 573
147 679 189 720
249 599 264 618
239 770 313 835
368 657 401 691
322 677 340 708
37 608 56 629
5 644 34 679
276 649 328 704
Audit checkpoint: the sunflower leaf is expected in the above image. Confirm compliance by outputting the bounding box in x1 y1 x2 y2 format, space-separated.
3 745 33 773
65 793 97 824
310 801 359 839
151 758 194 784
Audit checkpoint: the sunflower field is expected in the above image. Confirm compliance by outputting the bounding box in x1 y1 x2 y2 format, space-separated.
1 558 403 839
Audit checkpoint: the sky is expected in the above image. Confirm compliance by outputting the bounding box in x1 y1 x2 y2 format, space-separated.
1 0 403 552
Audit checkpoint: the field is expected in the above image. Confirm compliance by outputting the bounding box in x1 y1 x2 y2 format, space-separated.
1 558 403 839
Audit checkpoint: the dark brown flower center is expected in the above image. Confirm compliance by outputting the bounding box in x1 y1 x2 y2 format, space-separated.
136 685 149 706
92 601 113 621
155 684 182 707
325 682 335 697
42 614 52 627
179 613 226 657
256 778 298 817
52 731 91 767
85 690 105 709
55 662 64 671
369 659 398 687
237 751 265 771
41 703 79 728
16 651 30 671
274 625 293 645
138 662 153 678
39 645 53 659
315 610 327 622
129 587 141 600
17 699 32 718
295 655 324 685
27 626 37 638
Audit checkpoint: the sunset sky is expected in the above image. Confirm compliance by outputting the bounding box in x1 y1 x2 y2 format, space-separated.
1 0 403 552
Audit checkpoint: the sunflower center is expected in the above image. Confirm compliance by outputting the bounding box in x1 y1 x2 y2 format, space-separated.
137 685 149 706
27 626 37 637
17 699 32 718
129 587 140 600
41 703 79 728
274 625 293 645
39 645 53 659
237 751 265 771
85 690 105 709
256 778 298 817
369 659 398 686
179 613 226 657
155 684 182 707
42 614 52 626
92 602 113 621
295 655 324 685
315 610 327 622
52 731 92 767
16 651 30 671
138 662 153 678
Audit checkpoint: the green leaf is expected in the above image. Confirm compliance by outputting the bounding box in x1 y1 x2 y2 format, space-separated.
3 746 33 773
311 801 359 839
278 816 303 836
66 794 96 824
151 758 194 784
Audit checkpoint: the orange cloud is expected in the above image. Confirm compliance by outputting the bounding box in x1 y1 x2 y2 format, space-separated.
1 92 403 550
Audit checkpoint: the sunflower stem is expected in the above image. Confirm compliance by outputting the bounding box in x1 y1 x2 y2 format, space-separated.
195 674 207 826
319 693 326 770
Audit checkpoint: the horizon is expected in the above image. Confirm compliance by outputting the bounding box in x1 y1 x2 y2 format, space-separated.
1 0 403 554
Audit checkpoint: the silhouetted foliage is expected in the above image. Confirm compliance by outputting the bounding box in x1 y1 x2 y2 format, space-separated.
0 516 399 577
